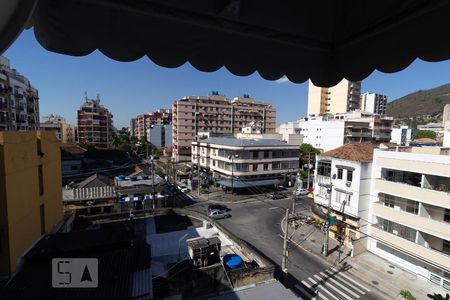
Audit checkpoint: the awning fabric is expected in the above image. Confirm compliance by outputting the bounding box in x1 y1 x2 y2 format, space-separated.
2 0 450 87
217 178 280 188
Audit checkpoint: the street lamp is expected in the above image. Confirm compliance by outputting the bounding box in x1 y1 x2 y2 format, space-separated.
228 152 239 196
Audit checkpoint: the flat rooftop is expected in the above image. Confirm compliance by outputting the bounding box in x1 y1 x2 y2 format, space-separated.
198 137 294 147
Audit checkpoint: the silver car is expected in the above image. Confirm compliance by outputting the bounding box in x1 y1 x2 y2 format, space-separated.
209 209 230 220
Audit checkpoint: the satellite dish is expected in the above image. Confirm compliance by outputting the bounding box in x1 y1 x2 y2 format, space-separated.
332 174 337 180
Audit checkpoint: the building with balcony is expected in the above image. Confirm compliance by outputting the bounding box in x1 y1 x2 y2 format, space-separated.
369 147 450 290
131 108 172 140
0 56 39 132
147 124 172 148
173 93 276 162
297 111 393 151
77 94 113 149
313 144 375 249
307 79 361 116
391 126 412 146
360 92 387 115
0 131 63 277
191 137 299 190
40 114 76 143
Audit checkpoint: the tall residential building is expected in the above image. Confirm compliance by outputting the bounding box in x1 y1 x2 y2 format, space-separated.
40 114 76 143
147 124 172 148
172 94 276 162
0 56 39 131
307 79 361 116
369 147 450 290
77 95 113 149
0 131 63 276
131 108 172 140
360 92 387 115
391 126 412 146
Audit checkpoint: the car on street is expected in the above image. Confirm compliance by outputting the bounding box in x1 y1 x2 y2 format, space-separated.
269 192 287 200
177 185 189 193
209 209 230 220
208 204 230 213
294 188 308 196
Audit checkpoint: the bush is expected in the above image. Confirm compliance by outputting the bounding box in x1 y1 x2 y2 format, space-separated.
400 290 416 300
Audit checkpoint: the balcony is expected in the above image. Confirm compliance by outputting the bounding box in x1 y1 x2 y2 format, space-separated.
373 202 450 240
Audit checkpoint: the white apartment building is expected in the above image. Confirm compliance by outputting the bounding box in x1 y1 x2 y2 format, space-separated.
390 126 412 146
307 79 361 116
313 144 374 249
360 92 387 115
369 147 450 290
173 93 276 162
191 137 299 189
0 56 39 131
443 104 450 126
147 124 172 148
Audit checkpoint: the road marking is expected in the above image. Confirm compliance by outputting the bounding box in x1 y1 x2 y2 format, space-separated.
294 283 315 299
269 207 280 210
307 277 339 300
314 286 331 300
313 274 353 300
319 272 360 298
324 269 365 294
301 280 312 289
330 267 371 292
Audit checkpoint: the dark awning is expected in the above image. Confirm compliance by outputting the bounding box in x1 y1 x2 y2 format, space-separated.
1 0 450 87
217 178 279 188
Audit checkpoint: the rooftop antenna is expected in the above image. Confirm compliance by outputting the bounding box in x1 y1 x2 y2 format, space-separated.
96 93 100 102
84 91 88 102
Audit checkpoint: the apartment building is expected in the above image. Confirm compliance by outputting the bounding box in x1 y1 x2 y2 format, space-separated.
296 111 393 151
391 126 412 146
40 114 76 143
131 108 172 140
0 56 39 132
314 144 374 249
369 147 450 290
307 79 361 116
191 137 299 189
147 124 172 148
77 95 113 149
0 131 63 276
360 92 387 115
173 93 276 162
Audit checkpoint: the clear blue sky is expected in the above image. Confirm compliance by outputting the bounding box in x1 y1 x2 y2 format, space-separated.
4 29 450 129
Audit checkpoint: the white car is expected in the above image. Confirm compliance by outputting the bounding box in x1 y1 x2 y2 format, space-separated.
177 185 189 193
294 188 308 196
209 209 230 220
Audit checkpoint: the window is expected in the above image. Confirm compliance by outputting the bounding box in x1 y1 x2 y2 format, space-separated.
263 163 268 171
253 164 258 171
317 161 331 177
337 168 343 179
347 170 353 182
383 195 395 208
263 151 270 159
405 200 419 215
38 165 44 196
272 162 280 170
445 209 450 223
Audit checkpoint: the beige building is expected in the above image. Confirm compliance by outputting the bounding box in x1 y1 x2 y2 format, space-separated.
172 94 276 162
369 146 450 290
307 79 361 116
0 131 63 276
40 114 76 143
0 56 40 132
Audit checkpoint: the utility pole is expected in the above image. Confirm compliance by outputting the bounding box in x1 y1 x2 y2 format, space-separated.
322 182 333 256
151 155 156 209
307 152 311 189
281 208 289 277
197 151 200 197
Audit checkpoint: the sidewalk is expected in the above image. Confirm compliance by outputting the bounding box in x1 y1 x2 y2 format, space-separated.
282 214 448 299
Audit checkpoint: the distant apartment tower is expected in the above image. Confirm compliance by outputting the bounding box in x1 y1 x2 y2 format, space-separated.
443 104 450 128
147 124 172 148
360 92 387 115
307 79 361 116
0 56 39 131
131 108 172 140
40 114 76 143
172 93 276 162
0 131 63 276
77 95 113 149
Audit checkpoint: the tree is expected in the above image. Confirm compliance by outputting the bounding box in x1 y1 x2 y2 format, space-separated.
299 143 320 170
412 130 437 140
400 290 416 300
110 129 138 153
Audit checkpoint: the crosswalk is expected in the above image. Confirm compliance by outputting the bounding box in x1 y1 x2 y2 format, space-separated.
293 267 371 300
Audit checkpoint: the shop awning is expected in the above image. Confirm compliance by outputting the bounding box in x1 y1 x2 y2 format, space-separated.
1 0 450 87
217 178 280 189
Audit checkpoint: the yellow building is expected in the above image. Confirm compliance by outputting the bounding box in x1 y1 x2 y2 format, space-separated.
0 131 63 277
307 79 361 116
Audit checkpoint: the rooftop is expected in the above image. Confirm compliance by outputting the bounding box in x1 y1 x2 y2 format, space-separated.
76 173 112 188
321 143 376 162
198 137 292 148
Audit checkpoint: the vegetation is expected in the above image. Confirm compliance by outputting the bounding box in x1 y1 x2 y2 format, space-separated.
110 128 137 152
387 83 450 118
400 290 416 300
299 143 320 170
412 130 437 140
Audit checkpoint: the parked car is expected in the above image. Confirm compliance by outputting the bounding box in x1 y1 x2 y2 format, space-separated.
177 185 189 193
295 188 308 196
209 209 230 220
208 204 230 212
269 192 287 200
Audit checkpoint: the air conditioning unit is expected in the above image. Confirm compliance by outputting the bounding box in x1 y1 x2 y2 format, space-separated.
346 181 351 187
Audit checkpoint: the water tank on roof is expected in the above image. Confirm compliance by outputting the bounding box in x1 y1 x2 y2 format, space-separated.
223 254 243 270
117 175 126 181
130 175 138 181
